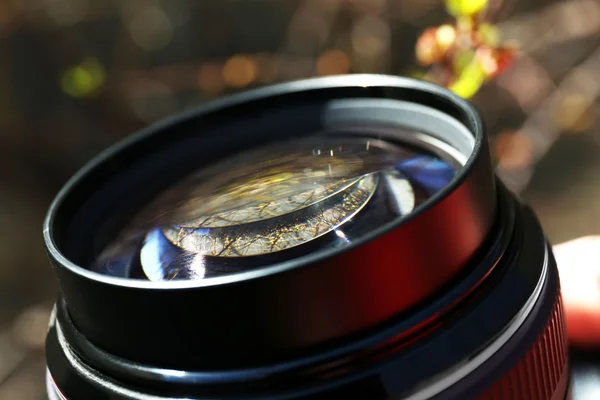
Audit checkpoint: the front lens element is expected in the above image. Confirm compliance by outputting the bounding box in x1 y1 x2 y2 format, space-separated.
160 174 378 257
91 136 460 281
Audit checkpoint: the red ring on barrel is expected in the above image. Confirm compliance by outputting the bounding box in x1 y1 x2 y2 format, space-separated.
476 292 569 400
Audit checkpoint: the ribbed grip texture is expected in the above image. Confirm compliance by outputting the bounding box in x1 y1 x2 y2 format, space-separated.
476 292 568 400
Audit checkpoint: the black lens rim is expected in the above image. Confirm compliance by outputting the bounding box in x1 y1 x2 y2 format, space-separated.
44 74 484 290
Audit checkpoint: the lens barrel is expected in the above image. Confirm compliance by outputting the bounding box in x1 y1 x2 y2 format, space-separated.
44 75 569 399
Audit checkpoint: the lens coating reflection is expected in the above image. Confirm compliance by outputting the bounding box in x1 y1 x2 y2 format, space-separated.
91 136 459 281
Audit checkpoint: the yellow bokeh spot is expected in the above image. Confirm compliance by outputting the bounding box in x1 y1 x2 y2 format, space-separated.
449 59 486 99
445 0 488 17
61 58 105 98
436 25 457 51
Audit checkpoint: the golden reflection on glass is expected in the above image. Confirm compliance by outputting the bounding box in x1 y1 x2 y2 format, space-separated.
162 175 378 257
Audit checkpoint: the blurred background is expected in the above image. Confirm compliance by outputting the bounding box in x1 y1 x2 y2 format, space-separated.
0 0 598 397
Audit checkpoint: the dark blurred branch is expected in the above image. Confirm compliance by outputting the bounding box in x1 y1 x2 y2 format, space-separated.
499 0 600 54
497 45 600 192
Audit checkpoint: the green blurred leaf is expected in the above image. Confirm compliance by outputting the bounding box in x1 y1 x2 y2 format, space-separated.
478 23 500 47
445 0 488 17
453 49 476 74
408 70 427 80
449 59 486 99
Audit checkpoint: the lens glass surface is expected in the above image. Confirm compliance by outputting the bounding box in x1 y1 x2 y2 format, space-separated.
91 136 460 281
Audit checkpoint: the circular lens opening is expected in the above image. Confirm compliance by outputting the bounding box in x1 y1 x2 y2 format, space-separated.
90 135 461 281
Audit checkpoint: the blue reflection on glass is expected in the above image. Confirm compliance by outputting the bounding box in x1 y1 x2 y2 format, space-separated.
395 155 458 195
95 255 132 277
139 227 208 280
141 228 175 280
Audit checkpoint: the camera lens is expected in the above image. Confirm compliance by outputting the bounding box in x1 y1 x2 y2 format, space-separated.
44 75 569 399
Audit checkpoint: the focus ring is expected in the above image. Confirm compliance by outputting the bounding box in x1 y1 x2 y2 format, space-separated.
476 292 569 400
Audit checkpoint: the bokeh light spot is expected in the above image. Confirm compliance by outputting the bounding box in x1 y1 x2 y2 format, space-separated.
316 49 351 76
60 58 106 98
223 55 258 88
351 16 391 59
129 5 173 51
436 24 457 51
416 28 441 66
